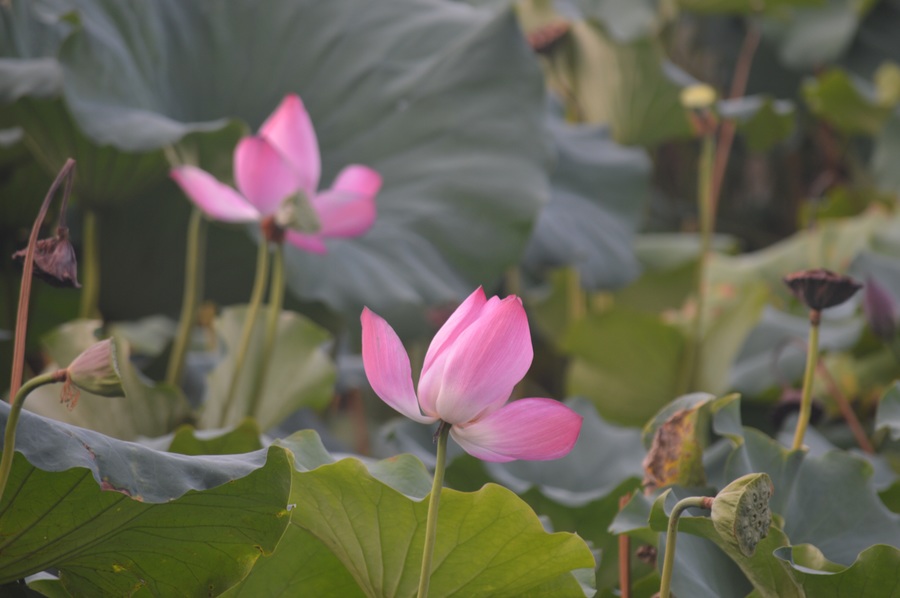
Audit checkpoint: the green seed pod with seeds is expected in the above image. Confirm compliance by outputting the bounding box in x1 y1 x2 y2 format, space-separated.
711 473 774 557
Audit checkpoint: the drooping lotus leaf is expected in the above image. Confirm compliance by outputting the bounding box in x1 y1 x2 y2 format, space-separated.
9 0 551 325
0 402 293 596
521 109 651 291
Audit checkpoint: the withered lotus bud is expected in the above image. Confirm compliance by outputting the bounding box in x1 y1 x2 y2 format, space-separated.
783 268 862 312
863 276 896 341
66 338 125 398
12 226 80 288
711 473 774 557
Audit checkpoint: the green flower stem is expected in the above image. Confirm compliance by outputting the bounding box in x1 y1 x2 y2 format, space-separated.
78 209 101 319
0 370 66 504
245 243 284 418
791 312 821 451
418 421 450 598
220 238 271 426
566 267 586 324
659 495 714 598
166 208 207 387
681 133 716 393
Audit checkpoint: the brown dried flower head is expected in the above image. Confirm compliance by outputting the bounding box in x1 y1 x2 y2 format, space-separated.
783 268 862 312
12 227 80 288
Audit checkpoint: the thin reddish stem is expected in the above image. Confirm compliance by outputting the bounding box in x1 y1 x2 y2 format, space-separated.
9 159 76 402
710 25 761 221
618 492 632 598
816 360 875 453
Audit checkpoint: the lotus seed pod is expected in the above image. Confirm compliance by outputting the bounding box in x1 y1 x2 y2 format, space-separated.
711 473 774 557
783 269 862 312
66 338 125 398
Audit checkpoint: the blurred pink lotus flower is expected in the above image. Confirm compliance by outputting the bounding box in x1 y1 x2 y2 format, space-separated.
362 287 583 462
171 94 381 253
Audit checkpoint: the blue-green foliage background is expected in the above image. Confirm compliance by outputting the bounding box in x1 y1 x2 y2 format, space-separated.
2 0 900 596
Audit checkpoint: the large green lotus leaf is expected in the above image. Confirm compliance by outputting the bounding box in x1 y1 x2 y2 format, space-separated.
876 381 900 441
0 3 174 208
563 308 686 426
773 543 900 597
199 306 335 431
29 0 550 322
9 97 168 207
714 399 900 566
223 525 364 598
439 398 644 593
559 20 692 145
168 419 264 456
518 482 648 595
521 112 651 291
0 402 293 596
226 430 426 597
23 319 191 440
0 1 68 97
272 431 594 597
761 0 877 70
230 430 593 596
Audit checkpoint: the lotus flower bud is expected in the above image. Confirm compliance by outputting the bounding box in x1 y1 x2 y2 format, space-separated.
863 276 896 341
66 338 125 398
711 473 774 557
783 268 862 313
12 226 80 288
680 84 718 136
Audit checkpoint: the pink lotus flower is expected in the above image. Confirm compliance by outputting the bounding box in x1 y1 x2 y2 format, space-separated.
362 287 583 462
170 94 381 253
